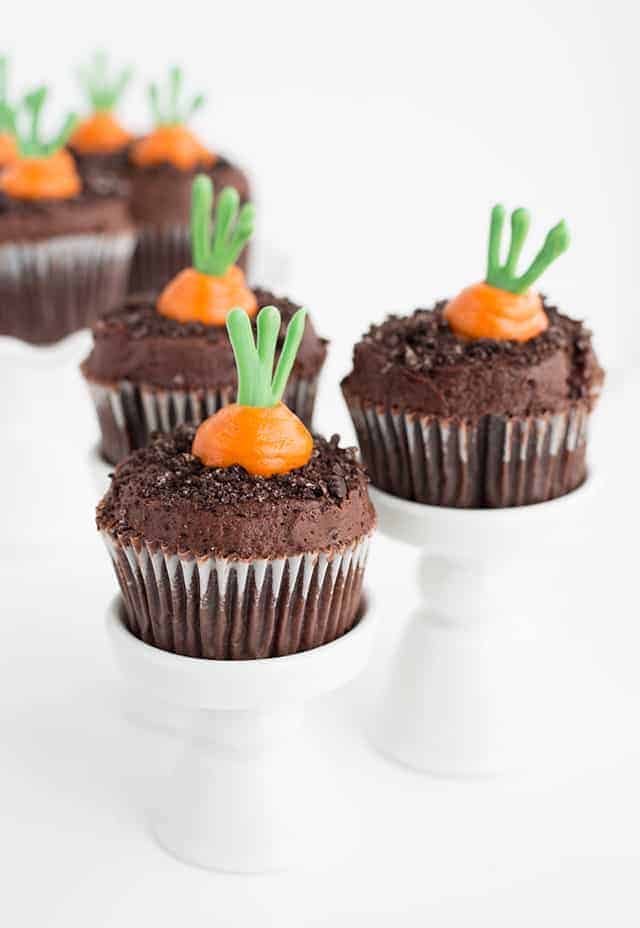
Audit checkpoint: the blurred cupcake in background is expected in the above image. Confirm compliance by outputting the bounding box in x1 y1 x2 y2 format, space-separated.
97 305 374 659
342 204 604 507
82 174 327 462
69 51 133 192
0 87 135 344
127 66 250 294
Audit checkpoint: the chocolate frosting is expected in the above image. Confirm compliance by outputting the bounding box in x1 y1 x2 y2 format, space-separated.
97 427 376 560
128 156 250 227
0 188 133 244
342 301 604 418
82 288 328 390
69 145 132 193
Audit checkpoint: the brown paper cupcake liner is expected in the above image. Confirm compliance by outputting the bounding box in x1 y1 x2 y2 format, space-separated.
0 232 135 345
128 223 249 295
102 531 372 659
85 373 320 464
343 391 591 507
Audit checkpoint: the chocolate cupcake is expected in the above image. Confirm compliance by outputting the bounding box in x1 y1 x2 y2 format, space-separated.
82 175 327 463
97 306 375 659
342 205 604 507
68 52 133 191
127 67 250 293
0 87 135 345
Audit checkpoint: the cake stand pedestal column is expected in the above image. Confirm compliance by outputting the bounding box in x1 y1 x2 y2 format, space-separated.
106 596 375 873
370 481 596 777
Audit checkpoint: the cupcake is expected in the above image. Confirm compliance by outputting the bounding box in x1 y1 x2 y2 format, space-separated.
342 205 604 507
68 51 133 191
82 175 327 463
0 87 135 345
97 305 375 659
127 66 250 294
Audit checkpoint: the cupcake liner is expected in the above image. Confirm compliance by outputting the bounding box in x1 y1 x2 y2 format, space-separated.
85 373 320 464
0 232 135 345
129 223 249 295
102 531 371 659
344 392 590 507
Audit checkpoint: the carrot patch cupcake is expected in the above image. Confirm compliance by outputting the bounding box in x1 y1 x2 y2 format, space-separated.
0 87 135 344
69 51 133 190
97 305 374 659
82 175 327 462
127 66 250 294
342 205 604 507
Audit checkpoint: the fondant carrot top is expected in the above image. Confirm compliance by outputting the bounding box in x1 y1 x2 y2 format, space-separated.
0 87 80 200
192 306 313 477
70 51 133 154
158 174 256 324
130 66 213 170
445 205 570 342
0 57 18 166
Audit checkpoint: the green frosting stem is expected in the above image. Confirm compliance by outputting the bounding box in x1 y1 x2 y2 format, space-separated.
77 51 132 113
148 66 205 127
0 56 15 134
189 174 255 277
226 306 307 408
10 87 77 158
485 204 570 294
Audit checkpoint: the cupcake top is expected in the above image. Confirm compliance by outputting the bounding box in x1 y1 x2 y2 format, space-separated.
126 68 249 224
0 85 132 243
69 52 133 156
343 205 604 419
82 288 327 389
97 426 374 559
129 66 213 173
98 305 373 559
82 175 327 389
343 300 602 419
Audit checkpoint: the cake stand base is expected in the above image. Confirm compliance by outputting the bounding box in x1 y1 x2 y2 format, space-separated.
106 596 375 872
370 481 597 777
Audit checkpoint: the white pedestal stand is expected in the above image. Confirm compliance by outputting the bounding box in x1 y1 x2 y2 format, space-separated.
1 332 95 558
370 481 597 777
106 596 375 872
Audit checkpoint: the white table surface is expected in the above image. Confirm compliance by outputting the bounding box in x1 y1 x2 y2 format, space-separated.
1 346 638 928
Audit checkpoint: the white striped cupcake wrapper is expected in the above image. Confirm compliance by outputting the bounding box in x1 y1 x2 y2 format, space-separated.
102 532 372 659
0 232 135 345
128 223 249 295
86 374 319 464
345 394 591 507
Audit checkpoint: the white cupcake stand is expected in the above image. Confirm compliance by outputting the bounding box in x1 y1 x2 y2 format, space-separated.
106 596 375 873
370 479 597 776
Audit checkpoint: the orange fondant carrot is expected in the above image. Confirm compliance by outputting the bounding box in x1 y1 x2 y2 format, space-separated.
130 67 214 171
1 149 80 200
193 402 313 477
192 306 313 477
444 205 570 342
157 174 256 325
70 111 132 154
0 88 79 200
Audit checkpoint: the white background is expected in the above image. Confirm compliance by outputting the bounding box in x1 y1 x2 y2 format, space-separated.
1 1 639 925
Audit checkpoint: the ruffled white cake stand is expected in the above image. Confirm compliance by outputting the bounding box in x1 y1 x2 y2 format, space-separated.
370 479 598 776
106 595 375 872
